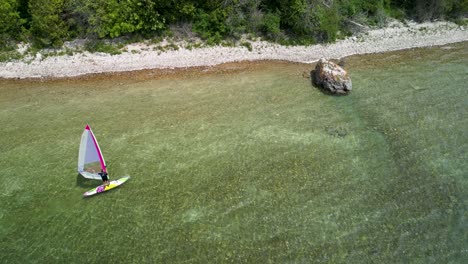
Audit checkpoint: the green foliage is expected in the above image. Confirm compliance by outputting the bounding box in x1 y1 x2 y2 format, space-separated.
390 0 468 21
384 6 406 21
223 0 264 37
84 39 121 54
338 0 389 26
413 0 468 21
353 0 388 15
452 17 468 26
276 0 308 25
446 0 468 19
1 0 467 49
271 1 340 43
165 42 180 51
179 2 197 19
165 1 197 23
86 0 165 38
61 0 90 39
277 0 310 35
0 0 25 47
0 0 23 35
29 0 69 47
193 9 227 45
240 41 253 51
262 12 281 39
0 49 22 62
316 5 341 42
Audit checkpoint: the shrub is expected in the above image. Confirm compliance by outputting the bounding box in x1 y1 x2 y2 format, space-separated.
314 4 341 42
193 9 227 45
240 41 252 51
29 0 70 48
84 39 121 54
262 12 281 40
0 49 22 62
391 0 467 21
0 0 25 46
224 0 264 38
86 0 165 38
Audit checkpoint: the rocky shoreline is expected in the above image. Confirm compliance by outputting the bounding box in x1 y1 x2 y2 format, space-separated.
0 20 466 80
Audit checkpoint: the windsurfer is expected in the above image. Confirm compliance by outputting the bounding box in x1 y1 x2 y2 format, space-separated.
99 170 109 186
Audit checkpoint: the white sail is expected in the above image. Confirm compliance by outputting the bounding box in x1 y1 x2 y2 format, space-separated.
78 124 107 180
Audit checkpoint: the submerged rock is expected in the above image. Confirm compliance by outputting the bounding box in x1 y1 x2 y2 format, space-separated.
313 58 352 95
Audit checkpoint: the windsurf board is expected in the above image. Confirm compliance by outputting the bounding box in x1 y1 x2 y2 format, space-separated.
83 176 130 197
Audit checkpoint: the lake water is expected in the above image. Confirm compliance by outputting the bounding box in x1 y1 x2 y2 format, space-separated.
0 42 466 263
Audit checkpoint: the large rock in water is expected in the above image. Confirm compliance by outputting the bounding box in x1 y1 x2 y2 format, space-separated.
313 58 352 94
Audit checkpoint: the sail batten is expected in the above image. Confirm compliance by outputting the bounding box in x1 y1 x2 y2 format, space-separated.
78 124 107 180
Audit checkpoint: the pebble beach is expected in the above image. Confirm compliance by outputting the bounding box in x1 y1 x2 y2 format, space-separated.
0 20 466 79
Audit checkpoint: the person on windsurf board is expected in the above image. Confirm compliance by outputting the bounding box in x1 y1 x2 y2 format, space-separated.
98 169 109 186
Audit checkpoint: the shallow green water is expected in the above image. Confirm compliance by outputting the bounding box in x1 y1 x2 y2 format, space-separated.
0 43 467 263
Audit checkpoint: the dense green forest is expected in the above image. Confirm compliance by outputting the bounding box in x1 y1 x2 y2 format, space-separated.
1 0 467 50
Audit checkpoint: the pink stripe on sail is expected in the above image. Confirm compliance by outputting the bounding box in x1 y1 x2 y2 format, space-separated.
87 125 107 173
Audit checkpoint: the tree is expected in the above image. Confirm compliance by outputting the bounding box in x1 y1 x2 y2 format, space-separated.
86 0 165 38
413 0 468 21
29 0 69 47
262 12 281 40
390 0 468 21
193 8 228 44
0 0 24 46
316 4 340 42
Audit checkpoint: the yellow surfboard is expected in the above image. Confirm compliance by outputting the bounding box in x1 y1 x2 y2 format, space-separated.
83 176 130 197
